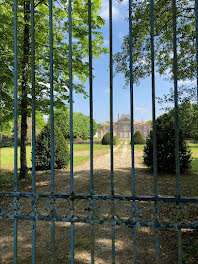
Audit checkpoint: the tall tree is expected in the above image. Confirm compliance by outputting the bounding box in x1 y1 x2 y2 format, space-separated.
0 0 107 177
54 107 98 139
115 0 197 101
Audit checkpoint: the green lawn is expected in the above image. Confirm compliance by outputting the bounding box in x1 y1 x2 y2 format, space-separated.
73 156 90 166
134 144 145 152
190 143 198 174
0 146 32 170
0 144 110 171
133 143 198 175
0 144 108 184
72 144 110 152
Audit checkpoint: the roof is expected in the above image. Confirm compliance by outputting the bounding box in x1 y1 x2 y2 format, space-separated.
134 122 151 126
101 122 117 127
119 114 130 121
100 122 151 127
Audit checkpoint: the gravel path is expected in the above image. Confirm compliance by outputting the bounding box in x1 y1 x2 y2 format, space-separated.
0 141 183 263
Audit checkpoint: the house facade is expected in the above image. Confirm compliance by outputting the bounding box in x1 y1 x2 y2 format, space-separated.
96 114 152 139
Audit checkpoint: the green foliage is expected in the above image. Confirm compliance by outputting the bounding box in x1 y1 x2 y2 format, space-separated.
143 113 192 173
134 131 146 145
167 102 198 140
0 0 107 124
18 112 46 145
115 0 196 100
54 107 98 139
0 112 46 147
0 134 14 148
35 123 69 170
102 132 116 145
146 120 152 124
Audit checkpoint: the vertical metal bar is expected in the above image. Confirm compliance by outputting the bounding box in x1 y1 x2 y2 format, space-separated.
49 0 55 262
150 0 159 262
88 0 95 262
109 0 114 197
14 219 18 264
172 0 180 197
88 0 93 198
195 0 198 107
13 0 18 263
128 0 136 262
109 0 115 263
129 0 135 199
178 228 182 264
14 0 18 193
111 225 115 264
172 1 182 262
49 0 54 194
68 0 74 262
31 0 36 263
69 0 73 195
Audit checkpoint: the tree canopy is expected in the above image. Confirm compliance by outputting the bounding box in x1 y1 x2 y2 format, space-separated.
54 107 98 139
164 101 198 140
115 0 197 101
0 0 107 123
0 0 107 177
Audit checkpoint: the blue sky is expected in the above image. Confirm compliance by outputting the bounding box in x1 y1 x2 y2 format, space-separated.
73 0 172 124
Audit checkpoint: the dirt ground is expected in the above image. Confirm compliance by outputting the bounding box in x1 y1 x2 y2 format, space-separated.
0 140 198 263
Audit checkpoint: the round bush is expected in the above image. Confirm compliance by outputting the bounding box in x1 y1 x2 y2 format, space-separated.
134 131 146 144
143 114 192 173
35 123 69 170
102 132 116 145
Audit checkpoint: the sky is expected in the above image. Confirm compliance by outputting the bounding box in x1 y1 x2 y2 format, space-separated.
73 0 173 124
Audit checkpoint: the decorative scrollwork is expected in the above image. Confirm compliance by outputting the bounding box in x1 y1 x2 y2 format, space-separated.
1 193 198 229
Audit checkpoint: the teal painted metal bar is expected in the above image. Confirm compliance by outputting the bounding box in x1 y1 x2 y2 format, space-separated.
109 0 115 262
172 0 182 262
69 0 74 195
88 0 94 197
172 0 180 198
3 192 198 203
150 0 159 262
128 0 136 262
195 0 198 107
31 0 36 262
49 0 54 194
13 0 18 263
68 0 74 262
109 0 113 200
88 0 95 262
49 0 55 262
178 228 182 264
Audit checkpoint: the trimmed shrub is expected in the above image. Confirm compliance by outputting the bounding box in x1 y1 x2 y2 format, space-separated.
102 132 116 145
134 131 146 144
143 114 192 173
35 123 69 170
0 134 14 148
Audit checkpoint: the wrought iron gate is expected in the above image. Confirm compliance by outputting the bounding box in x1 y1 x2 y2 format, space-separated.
1 0 198 263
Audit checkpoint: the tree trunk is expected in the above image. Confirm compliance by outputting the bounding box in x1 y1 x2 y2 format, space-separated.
19 0 30 178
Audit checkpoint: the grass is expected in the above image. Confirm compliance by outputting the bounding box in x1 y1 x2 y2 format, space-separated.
189 143 198 174
134 144 145 152
73 156 90 167
129 143 198 175
73 144 110 152
0 146 32 170
0 144 110 171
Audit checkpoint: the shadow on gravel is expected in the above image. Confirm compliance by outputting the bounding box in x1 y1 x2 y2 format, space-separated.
0 166 198 263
